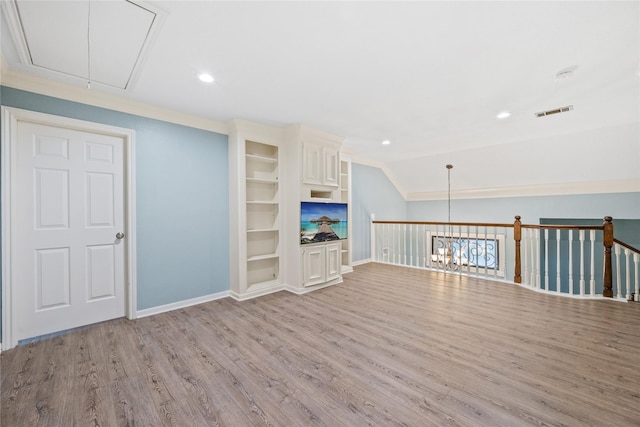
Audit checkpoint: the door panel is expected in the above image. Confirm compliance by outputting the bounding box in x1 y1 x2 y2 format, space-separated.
86 245 116 300
36 247 71 309
13 121 126 342
35 168 69 228
86 172 115 226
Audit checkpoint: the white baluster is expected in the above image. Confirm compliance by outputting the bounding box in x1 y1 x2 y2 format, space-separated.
483 225 489 278
624 248 631 301
385 223 390 263
535 228 541 289
465 226 470 275
556 229 561 293
380 223 385 262
521 228 529 286
459 226 464 274
433 225 438 271
403 223 407 265
394 223 397 263
568 230 574 295
590 230 596 297
396 223 400 264
380 223 384 262
389 224 392 262
424 228 428 269
409 224 413 266
522 227 528 285
492 226 498 279
579 230 585 296
475 225 480 276
388 223 393 264
434 225 439 271
400 223 404 265
419 225 425 268
615 244 622 299
529 229 536 288
388 223 392 263
424 225 428 268
634 253 640 302
544 229 549 291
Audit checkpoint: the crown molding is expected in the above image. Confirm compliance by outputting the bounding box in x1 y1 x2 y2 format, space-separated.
406 178 640 201
0 55 229 135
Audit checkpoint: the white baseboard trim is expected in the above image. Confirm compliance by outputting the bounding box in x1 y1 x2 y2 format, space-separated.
136 291 230 318
352 258 372 267
284 277 343 295
229 285 285 301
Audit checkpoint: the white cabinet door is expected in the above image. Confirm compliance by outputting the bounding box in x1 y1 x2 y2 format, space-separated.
326 243 341 281
323 146 340 188
302 245 326 287
302 141 322 185
302 141 340 188
302 242 343 287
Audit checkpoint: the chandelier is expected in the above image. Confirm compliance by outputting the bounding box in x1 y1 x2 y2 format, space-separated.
444 164 457 270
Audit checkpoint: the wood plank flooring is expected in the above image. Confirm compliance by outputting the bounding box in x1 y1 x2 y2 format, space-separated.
2 262 640 426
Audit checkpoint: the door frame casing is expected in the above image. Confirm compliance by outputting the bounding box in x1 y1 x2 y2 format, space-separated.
1 107 137 350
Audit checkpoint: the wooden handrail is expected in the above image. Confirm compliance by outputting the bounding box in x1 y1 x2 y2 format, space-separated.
521 224 603 231
614 238 640 255
372 220 514 228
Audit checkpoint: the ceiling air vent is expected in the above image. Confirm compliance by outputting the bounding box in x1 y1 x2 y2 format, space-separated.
535 105 573 118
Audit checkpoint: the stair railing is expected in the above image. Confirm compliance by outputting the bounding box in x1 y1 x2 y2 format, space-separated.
372 216 639 301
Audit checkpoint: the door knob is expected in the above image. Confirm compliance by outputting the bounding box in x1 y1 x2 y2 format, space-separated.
116 232 125 239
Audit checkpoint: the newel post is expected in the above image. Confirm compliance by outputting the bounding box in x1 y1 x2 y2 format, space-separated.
603 216 614 297
514 215 522 284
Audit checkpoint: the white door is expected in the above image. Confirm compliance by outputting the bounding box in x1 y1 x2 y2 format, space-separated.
12 121 126 342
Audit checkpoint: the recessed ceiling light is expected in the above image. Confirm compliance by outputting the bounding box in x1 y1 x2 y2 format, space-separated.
198 73 214 83
496 111 511 119
382 140 391 145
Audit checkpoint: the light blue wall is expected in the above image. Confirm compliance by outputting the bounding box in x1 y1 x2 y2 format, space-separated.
1 87 229 317
407 193 640 224
351 163 406 262
350 162 639 262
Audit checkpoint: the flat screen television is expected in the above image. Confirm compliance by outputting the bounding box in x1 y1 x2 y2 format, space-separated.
300 201 348 244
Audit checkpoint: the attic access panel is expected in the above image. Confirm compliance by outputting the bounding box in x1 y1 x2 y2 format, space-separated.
13 0 156 89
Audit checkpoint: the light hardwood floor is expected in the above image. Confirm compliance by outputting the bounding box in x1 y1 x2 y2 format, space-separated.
2 263 640 426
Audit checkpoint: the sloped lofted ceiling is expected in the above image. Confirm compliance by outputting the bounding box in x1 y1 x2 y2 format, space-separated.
1 1 639 199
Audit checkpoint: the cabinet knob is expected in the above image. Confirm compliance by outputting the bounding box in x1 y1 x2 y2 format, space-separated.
116 232 125 240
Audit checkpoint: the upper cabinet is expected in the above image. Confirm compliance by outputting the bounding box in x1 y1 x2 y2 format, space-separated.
300 126 342 190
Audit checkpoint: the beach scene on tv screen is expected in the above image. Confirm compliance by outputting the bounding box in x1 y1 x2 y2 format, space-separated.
301 202 348 244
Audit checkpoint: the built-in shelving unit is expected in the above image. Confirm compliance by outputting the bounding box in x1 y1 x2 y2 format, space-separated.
245 140 280 286
339 159 352 273
230 121 351 300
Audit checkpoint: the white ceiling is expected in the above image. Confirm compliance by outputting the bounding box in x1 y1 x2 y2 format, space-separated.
2 1 639 197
